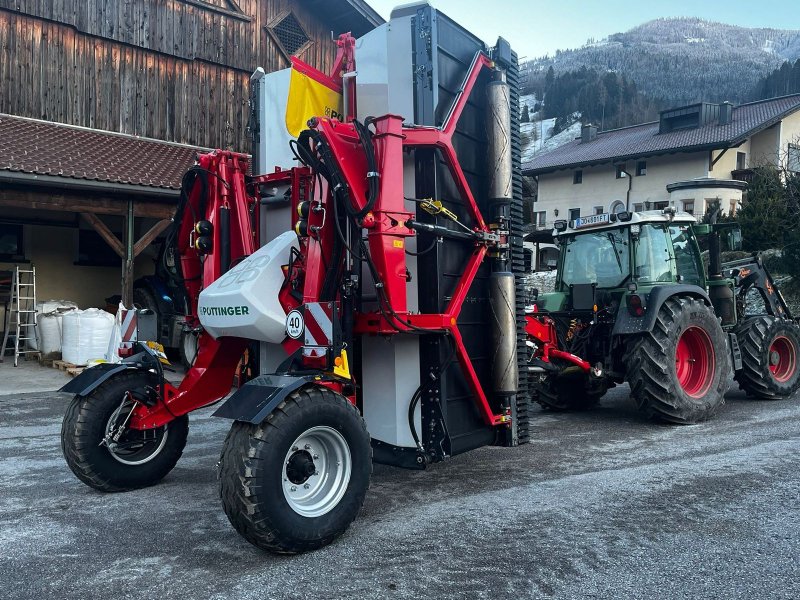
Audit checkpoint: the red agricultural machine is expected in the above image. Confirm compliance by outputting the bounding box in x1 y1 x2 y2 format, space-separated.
60 2 800 554
61 4 530 553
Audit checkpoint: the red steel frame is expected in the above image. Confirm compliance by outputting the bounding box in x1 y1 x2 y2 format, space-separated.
129 47 509 430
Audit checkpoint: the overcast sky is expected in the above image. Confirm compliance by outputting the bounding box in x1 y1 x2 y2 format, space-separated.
365 0 800 59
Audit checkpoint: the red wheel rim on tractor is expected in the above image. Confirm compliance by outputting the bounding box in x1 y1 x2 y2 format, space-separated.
675 327 715 398
768 336 797 383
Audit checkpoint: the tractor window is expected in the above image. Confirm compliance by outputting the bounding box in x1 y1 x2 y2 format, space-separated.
561 230 629 288
669 225 703 286
634 224 672 283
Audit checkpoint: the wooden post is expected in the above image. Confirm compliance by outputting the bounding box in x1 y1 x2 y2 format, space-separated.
122 199 135 307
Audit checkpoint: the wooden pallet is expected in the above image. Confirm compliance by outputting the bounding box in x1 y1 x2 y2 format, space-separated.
52 359 85 376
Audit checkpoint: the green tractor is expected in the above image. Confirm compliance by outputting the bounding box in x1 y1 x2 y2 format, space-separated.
525 208 800 423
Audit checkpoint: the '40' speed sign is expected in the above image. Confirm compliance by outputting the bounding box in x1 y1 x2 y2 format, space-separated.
285 310 304 339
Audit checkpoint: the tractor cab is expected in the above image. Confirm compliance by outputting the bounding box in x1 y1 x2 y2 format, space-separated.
535 209 705 315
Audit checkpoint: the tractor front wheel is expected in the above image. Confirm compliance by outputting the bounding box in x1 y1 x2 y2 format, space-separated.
218 386 372 554
625 296 730 424
61 372 189 492
532 370 605 411
734 316 800 399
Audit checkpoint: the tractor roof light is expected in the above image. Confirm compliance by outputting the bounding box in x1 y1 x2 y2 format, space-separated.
617 211 632 222
553 220 568 232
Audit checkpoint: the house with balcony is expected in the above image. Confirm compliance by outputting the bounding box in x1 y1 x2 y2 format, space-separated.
522 95 800 269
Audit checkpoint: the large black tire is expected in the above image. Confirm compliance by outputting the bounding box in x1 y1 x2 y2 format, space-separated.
61 372 189 492
179 329 199 368
734 316 800 399
624 296 730 424
133 286 161 333
219 386 372 554
532 368 605 411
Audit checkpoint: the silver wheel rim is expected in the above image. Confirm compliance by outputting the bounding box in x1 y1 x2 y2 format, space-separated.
105 400 169 466
282 426 351 518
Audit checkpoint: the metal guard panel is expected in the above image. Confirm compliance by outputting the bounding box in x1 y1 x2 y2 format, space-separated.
612 285 711 336
59 363 134 395
212 374 312 423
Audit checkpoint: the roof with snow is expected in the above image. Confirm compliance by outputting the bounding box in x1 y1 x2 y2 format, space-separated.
523 94 800 175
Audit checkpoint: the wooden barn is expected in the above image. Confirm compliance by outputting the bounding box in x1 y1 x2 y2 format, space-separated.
0 0 381 323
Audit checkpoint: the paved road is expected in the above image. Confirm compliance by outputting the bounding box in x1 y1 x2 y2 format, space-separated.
1 383 799 600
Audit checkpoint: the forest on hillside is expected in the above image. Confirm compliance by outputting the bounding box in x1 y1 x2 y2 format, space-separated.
522 18 800 134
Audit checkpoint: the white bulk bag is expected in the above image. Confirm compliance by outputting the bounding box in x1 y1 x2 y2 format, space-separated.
29 300 78 351
61 309 115 366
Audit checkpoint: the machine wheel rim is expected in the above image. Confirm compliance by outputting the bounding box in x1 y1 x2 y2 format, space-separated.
675 326 715 398
105 398 169 466
769 335 796 383
281 426 351 518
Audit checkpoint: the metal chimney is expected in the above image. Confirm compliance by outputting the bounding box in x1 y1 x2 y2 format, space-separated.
719 102 733 125
581 123 598 143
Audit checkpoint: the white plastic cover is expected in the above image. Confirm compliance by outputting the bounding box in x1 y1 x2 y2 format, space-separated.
198 230 297 342
61 308 115 366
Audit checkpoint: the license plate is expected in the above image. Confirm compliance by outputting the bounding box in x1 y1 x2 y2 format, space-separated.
574 213 610 228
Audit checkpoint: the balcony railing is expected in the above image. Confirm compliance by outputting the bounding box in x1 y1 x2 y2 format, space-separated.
732 168 755 184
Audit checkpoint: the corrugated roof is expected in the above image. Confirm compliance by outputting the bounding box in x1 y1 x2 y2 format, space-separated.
523 95 800 175
0 114 208 192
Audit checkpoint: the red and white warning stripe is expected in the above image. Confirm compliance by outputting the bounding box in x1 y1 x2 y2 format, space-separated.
303 302 334 358
120 309 138 342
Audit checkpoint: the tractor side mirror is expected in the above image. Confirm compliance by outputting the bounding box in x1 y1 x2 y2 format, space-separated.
726 228 742 251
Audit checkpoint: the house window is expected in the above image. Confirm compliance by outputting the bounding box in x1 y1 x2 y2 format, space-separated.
0 224 24 261
569 208 580 221
615 165 627 179
594 206 604 215
268 11 312 57
573 170 583 184
730 200 737 215
535 211 547 228
76 230 121 267
789 144 800 173
636 161 647 176
682 200 695 215
633 203 644 212
652 201 669 210
736 152 747 170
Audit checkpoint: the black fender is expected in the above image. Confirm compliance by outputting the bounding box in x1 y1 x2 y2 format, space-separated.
612 284 712 336
59 362 141 396
212 374 317 424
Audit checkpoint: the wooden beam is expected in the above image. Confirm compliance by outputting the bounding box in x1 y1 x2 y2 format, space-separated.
133 219 172 257
0 190 176 219
79 213 125 258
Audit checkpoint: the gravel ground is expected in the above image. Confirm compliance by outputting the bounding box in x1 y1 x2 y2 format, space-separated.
2 383 800 600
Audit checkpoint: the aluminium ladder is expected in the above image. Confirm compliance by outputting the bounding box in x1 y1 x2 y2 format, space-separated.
0 265 39 367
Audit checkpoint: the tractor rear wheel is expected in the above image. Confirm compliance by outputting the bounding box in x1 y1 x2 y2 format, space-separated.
624 296 730 424
734 316 800 399
61 371 189 492
218 385 372 554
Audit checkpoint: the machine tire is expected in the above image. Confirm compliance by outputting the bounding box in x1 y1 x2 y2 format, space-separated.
734 316 800 399
133 286 160 329
532 371 604 411
179 329 199 368
624 296 730 424
218 385 372 554
61 371 189 492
